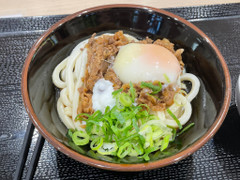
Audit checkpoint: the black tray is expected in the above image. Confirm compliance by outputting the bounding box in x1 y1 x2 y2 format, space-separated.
0 3 240 180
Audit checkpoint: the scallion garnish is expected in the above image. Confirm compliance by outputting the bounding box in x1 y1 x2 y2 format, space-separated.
117 142 132 158
177 123 195 136
90 136 103 150
129 82 136 102
163 74 171 83
161 134 171 151
132 118 139 132
119 93 132 107
66 129 74 140
112 89 123 96
97 142 118 155
142 146 159 161
68 141 85 154
140 81 162 94
72 130 90 146
67 81 194 161
167 126 176 142
75 113 90 121
111 109 126 125
166 108 182 129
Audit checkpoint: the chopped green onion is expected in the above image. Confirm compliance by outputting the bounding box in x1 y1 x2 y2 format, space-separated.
104 106 111 114
177 123 195 136
66 129 74 140
97 142 118 155
85 123 93 134
117 142 132 158
139 134 145 146
117 132 139 143
132 142 144 155
91 110 102 120
121 125 133 138
167 126 176 142
70 81 194 161
166 108 182 129
110 124 120 138
138 104 150 113
163 74 171 83
72 131 90 146
87 150 115 163
152 129 163 140
75 113 90 121
90 136 103 150
149 114 159 120
132 118 139 132
112 89 123 96
95 152 115 163
161 134 171 151
129 82 136 102
111 110 125 125
91 124 104 136
115 99 125 110
115 119 132 132
141 82 162 94
68 141 85 154
119 93 132 107
142 146 159 161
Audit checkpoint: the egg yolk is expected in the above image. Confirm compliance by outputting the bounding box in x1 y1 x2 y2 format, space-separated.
113 43 181 84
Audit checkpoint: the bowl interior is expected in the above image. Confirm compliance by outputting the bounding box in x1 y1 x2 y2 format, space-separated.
27 7 226 164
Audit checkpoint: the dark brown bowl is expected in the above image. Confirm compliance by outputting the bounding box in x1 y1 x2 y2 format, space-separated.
21 4 231 171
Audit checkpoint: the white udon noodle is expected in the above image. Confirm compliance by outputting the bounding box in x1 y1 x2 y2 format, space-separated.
52 33 200 130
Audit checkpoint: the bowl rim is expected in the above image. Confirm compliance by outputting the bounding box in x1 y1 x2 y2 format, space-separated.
21 4 232 171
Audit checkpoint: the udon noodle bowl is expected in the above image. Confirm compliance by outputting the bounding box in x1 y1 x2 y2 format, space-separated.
52 31 200 160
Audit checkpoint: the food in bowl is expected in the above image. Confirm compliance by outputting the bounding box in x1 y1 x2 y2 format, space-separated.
52 30 200 160
22 4 231 171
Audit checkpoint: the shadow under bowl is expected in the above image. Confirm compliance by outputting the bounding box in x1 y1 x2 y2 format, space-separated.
21 4 231 171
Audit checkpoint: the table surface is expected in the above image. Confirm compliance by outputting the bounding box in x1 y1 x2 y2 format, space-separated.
0 0 239 17
0 3 240 180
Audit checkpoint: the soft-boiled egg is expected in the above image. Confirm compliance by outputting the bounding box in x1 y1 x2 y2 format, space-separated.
113 43 181 84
